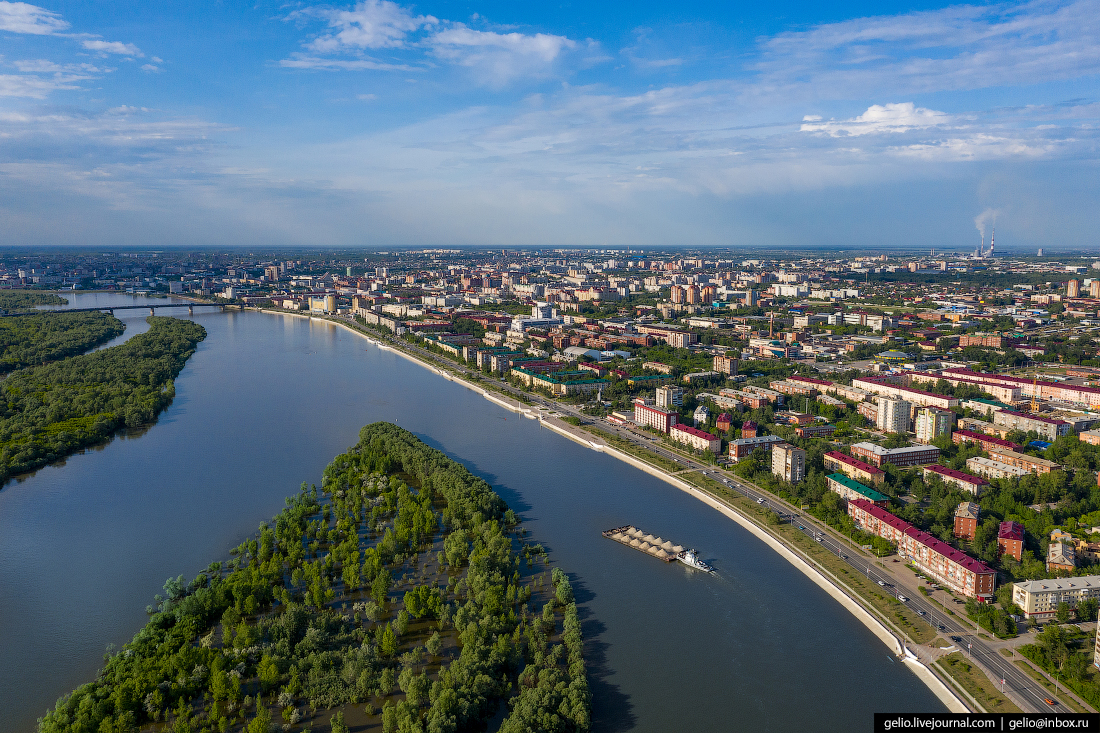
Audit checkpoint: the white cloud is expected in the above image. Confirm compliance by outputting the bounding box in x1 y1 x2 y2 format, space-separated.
0 1 69 35
300 0 436 52
0 72 85 97
141 64 160 73
82 40 143 57
284 1 585 85
428 26 576 85
801 103 954 136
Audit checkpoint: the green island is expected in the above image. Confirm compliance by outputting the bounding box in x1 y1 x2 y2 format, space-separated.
0 317 206 485
39 422 591 733
0 290 67 312
0 311 126 373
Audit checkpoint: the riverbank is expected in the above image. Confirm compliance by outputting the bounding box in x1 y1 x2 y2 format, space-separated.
311 313 969 713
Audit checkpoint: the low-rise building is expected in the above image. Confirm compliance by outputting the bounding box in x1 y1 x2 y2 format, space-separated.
795 424 836 438
952 429 1022 454
1014 576 1100 620
997 521 1025 561
1047 541 1077 573
716 413 732 431
922 465 988 496
771 442 807 483
954 502 980 540
992 410 1073 442
848 499 996 600
770 379 819 397
986 447 1061 476
850 442 940 468
824 451 886 486
728 434 785 460
671 424 722 454
966 456 1030 480
1081 430 1100 446
826 473 889 507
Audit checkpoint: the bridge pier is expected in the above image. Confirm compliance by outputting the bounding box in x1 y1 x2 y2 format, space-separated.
149 306 155 316
188 305 194 316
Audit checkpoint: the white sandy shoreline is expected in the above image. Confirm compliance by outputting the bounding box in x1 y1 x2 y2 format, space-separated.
276 311 969 713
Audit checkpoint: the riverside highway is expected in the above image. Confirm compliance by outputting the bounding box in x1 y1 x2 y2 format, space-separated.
343 316 1065 714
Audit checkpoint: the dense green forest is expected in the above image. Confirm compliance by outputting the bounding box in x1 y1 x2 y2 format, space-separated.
0 291 67 312
0 317 206 484
0 311 126 373
38 422 590 733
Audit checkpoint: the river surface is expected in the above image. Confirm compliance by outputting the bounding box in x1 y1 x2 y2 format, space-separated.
0 299 945 731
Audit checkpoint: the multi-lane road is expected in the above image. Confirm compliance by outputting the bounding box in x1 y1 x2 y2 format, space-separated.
350 318 1067 713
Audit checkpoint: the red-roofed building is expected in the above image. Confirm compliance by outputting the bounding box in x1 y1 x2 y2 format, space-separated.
952 429 1023 453
922 464 989 496
848 499 995 600
823 450 886 486
997 521 1025 561
670 423 722 454
741 420 758 439
716 413 732 432
789 375 834 388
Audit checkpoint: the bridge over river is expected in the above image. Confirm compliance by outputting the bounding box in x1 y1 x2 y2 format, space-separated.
1 302 234 317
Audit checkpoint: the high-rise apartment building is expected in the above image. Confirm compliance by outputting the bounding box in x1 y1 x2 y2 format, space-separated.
655 385 684 409
914 407 953 443
876 397 911 434
1068 279 1081 298
771 442 806 483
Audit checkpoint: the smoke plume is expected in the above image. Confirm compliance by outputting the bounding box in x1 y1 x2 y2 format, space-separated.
974 208 999 236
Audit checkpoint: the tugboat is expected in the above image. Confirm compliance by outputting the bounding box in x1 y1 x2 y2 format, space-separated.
677 548 713 572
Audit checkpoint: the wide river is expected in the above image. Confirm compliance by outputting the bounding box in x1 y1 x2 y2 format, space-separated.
1 294 944 731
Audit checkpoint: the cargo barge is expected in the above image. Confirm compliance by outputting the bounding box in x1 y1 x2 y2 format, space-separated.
602 525 713 571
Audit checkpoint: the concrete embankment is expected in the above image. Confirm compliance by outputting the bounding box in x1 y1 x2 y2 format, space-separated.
318 315 969 713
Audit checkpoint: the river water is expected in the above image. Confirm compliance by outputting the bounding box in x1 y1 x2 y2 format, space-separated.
0 298 945 731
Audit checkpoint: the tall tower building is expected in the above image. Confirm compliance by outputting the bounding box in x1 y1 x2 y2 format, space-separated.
876 398 911 434
1068 280 1081 298
1091 280 1100 299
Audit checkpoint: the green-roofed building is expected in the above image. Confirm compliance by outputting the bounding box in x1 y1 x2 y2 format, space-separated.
874 350 911 363
826 473 890 507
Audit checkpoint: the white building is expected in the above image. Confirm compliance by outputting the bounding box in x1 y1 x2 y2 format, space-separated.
1013 576 1100 620
877 397 911 434
965 456 1030 480
693 405 709 426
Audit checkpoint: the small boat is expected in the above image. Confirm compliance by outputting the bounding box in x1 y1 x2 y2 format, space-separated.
677 549 713 572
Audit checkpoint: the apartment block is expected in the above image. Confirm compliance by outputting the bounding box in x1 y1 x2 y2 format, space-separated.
771 442 807 483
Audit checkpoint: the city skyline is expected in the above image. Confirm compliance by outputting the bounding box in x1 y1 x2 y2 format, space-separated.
1 0 1098 249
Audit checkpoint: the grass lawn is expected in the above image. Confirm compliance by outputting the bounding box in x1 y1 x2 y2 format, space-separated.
938 653 1022 714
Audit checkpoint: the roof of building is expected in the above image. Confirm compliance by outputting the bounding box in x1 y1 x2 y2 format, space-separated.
952 429 1022 451
985 447 1061 468
851 442 941 457
1014 575 1100 594
826 473 889 502
671 423 720 441
998 409 1071 427
850 499 994 575
998 521 1024 541
824 450 886 475
923 464 988 486
789 375 834 386
730 435 785 447
955 502 980 519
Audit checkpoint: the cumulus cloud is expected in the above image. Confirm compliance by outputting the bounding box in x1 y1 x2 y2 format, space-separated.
429 26 576 85
801 103 955 136
284 0 585 85
0 1 69 35
301 0 436 51
82 40 143 57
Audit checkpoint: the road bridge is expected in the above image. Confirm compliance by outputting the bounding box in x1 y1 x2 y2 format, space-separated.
1 303 231 317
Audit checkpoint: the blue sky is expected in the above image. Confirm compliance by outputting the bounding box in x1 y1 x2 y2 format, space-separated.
1 1 1098 250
